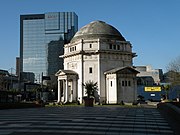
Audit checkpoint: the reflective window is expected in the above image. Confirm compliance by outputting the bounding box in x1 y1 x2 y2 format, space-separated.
21 12 78 81
45 12 59 30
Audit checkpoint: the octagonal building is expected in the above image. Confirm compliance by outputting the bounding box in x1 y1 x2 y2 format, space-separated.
56 21 139 104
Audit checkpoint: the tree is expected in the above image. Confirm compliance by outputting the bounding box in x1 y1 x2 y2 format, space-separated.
82 80 98 107
83 80 98 98
166 56 180 85
46 75 58 99
162 84 171 100
166 56 180 99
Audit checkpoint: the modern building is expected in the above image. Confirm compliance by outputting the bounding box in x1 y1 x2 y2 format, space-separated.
56 21 139 104
135 65 163 101
20 12 78 82
20 72 35 83
136 65 163 85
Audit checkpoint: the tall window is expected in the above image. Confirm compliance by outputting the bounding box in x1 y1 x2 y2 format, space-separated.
122 80 131 87
125 81 127 86
89 67 92 73
122 81 124 86
70 46 76 52
109 44 112 49
128 81 131 86
111 81 112 87
89 44 92 48
113 45 116 50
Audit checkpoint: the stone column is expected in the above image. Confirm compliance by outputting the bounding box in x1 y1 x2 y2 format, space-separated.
57 79 61 102
81 39 84 103
69 80 72 102
106 77 109 104
72 79 76 101
65 79 68 102
62 80 65 102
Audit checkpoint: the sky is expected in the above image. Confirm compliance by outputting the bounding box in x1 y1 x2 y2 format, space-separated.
0 0 180 73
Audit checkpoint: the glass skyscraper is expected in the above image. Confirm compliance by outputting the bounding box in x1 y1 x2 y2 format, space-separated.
20 12 78 82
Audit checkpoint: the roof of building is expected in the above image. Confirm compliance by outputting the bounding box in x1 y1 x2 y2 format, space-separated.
104 66 140 74
56 70 78 76
71 21 126 42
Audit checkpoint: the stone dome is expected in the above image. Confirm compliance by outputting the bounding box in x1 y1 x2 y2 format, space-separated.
71 21 126 42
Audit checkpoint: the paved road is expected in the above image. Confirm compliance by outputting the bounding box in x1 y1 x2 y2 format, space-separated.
0 106 175 135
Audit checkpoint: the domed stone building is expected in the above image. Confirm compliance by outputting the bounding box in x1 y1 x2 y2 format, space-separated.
56 21 139 104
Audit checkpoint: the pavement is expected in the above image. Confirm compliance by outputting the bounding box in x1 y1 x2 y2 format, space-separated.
0 106 175 135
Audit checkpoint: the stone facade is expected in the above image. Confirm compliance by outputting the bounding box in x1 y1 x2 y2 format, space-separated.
105 67 139 103
56 21 139 104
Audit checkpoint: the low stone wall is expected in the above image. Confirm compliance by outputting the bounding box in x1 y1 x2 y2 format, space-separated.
157 102 180 135
0 103 44 110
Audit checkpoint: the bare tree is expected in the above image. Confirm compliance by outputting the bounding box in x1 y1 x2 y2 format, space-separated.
166 56 180 85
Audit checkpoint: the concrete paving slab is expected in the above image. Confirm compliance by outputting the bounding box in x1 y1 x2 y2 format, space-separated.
0 106 175 135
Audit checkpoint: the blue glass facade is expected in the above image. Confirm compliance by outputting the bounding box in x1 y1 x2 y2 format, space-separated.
20 12 78 82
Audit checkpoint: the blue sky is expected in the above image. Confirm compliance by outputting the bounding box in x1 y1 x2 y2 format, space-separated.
0 0 180 73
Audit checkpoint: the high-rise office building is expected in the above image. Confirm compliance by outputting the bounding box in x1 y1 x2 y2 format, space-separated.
20 12 78 82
